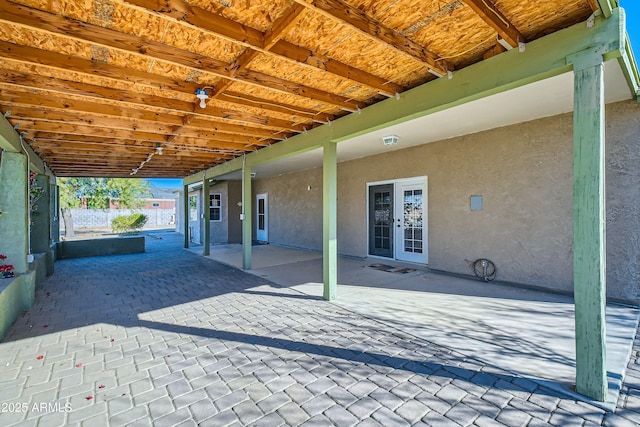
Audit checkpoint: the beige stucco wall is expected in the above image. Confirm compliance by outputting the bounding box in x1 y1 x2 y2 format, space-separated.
207 181 243 244
605 101 640 301
252 169 323 249
250 100 639 301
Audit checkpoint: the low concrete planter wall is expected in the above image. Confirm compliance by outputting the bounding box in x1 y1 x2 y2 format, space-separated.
0 272 35 340
57 236 145 259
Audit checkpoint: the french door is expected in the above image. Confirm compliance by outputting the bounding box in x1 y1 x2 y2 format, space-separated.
256 193 268 242
368 178 428 263
368 184 394 257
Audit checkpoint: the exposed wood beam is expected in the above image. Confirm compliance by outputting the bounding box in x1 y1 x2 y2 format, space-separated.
0 0 364 110
27 124 261 152
24 122 168 142
9 107 273 144
121 0 402 96
9 107 178 134
186 8 625 185
265 3 307 50
0 41 356 110
32 132 251 152
44 156 219 166
218 92 332 123
463 0 524 48
0 42 325 126
35 144 232 159
0 88 184 125
0 69 303 133
209 3 307 99
0 90 287 139
291 0 448 75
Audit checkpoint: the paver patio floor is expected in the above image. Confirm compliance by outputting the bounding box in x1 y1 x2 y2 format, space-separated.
202 243 639 407
2 230 640 426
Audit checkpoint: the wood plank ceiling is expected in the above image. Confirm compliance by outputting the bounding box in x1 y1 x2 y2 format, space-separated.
0 0 595 177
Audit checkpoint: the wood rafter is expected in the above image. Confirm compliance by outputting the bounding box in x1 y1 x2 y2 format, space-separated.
208 3 307 99
0 39 347 118
121 0 403 96
0 0 597 177
291 0 449 75
0 0 371 109
0 69 303 133
463 0 524 47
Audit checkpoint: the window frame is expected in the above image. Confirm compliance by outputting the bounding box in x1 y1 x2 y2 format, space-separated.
209 193 222 222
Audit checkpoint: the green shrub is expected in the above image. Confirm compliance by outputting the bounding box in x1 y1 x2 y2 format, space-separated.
112 213 148 234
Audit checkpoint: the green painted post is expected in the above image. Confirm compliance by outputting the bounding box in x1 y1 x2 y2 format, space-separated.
183 184 189 248
0 151 29 274
203 178 210 256
572 50 607 401
323 141 337 301
242 164 252 270
30 174 50 254
51 184 60 243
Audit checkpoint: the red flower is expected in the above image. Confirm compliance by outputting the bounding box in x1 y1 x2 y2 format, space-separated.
36 355 44 360
0 254 6 260
85 396 93 401
98 385 106 389
0 264 14 273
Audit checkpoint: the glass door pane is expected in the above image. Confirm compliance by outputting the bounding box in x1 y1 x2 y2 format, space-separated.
403 189 423 253
368 184 393 257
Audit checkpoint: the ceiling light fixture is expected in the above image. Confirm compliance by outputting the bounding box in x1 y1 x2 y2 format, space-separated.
195 88 209 108
156 143 163 155
382 135 399 146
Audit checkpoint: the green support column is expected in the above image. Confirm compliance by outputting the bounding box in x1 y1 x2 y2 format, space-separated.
242 164 252 270
0 151 29 274
203 178 210 256
572 50 607 401
323 141 337 301
30 174 51 254
183 184 189 248
50 184 60 243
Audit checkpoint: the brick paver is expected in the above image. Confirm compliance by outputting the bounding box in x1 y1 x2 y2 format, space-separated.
1 230 639 426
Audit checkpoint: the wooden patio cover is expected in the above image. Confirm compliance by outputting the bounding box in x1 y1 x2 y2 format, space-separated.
0 0 597 177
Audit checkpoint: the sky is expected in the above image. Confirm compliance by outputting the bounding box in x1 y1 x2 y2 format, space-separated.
146 178 183 188
146 3 640 189
621 1 640 51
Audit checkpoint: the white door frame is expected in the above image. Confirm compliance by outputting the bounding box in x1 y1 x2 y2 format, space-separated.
394 178 428 264
366 176 428 264
256 193 268 242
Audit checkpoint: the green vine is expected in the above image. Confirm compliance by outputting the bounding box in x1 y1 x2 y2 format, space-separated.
29 172 44 215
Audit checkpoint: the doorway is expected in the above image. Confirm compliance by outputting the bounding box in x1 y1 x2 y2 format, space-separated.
256 193 268 242
367 177 428 263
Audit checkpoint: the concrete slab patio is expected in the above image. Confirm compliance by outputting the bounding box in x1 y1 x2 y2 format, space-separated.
1 231 640 427
200 243 640 409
